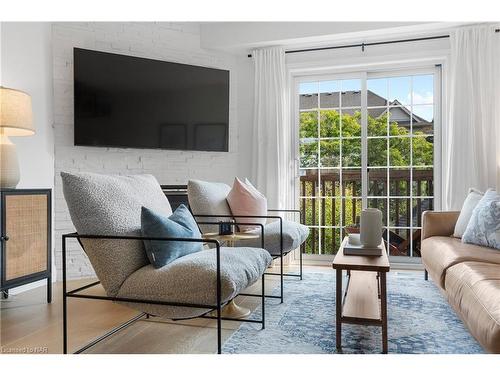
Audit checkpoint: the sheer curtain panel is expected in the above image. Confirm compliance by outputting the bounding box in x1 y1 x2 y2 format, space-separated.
251 47 292 209
445 25 500 209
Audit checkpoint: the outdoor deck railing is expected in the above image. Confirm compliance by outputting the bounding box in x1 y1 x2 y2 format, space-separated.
299 168 434 256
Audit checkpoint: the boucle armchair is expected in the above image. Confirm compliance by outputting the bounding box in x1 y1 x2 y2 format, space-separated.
60 172 271 354
187 180 309 303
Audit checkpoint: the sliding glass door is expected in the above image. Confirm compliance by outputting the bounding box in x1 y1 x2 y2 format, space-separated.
297 68 439 260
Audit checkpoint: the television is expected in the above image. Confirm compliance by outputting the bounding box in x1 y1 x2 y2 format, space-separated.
74 48 230 152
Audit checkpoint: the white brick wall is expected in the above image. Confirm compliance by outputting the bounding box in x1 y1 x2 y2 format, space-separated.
52 22 242 280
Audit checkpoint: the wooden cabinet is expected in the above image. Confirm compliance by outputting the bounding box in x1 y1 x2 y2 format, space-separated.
1 189 52 302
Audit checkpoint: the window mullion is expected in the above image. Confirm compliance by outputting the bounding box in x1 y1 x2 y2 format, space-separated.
361 73 368 209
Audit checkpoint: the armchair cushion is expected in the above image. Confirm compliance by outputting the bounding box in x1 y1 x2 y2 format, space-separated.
236 220 309 257
187 179 232 234
61 172 173 296
141 205 203 268
116 247 272 319
226 178 268 232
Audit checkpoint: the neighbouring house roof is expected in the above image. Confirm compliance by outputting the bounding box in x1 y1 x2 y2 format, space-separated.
299 90 432 129
300 90 388 109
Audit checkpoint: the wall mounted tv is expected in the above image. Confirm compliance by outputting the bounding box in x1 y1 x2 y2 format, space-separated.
74 48 230 152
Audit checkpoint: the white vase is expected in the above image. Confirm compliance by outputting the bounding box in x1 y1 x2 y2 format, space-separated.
360 208 383 248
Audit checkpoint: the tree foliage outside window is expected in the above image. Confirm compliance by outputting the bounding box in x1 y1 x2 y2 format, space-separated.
300 110 433 168
299 109 433 255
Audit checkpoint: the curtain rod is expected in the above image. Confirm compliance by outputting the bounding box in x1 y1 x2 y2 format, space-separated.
246 29 500 58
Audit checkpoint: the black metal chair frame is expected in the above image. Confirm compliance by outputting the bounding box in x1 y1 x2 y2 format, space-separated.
161 185 304 302
62 224 267 354
193 209 303 304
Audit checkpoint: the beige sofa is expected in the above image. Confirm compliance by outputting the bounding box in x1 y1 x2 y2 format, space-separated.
421 211 500 353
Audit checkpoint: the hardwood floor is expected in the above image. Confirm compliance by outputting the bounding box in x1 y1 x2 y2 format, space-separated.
1 265 317 354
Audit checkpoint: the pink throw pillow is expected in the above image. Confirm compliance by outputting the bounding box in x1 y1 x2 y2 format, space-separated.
226 178 268 232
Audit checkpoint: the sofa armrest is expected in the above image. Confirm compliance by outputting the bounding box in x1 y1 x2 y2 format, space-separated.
421 211 460 240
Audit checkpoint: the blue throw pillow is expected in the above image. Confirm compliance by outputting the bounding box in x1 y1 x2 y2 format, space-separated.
462 189 500 250
141 204 203 268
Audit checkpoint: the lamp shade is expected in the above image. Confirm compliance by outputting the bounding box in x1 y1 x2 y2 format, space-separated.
0 87 34 136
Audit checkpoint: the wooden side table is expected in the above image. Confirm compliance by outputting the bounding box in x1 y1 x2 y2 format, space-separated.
202 232 260 319
332 237 390 353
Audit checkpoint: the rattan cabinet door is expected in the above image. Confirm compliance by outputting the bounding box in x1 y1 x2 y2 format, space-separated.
4 194 48 281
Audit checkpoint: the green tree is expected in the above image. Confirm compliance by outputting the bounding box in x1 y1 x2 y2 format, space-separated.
300 109 433 168
299 109 434 254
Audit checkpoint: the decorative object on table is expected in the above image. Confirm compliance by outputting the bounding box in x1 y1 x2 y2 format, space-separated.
226 177 268 231
360 208 383 248
453 188 484 238
343 233 383 256
333 237 390 353
141 204 203 268
0 189 52 302
0 87 35 188
218 220 235 235
343 208 383 256
462 189 500 250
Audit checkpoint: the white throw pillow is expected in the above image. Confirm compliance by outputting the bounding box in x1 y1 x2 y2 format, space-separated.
187 179 232 234
453 188 484 238
226 177 268 232
462 189 500 249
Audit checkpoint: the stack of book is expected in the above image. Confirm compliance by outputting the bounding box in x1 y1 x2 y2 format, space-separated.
343 234 383 256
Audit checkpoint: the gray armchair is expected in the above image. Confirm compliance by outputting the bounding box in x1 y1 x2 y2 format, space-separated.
60 172 271 354
187 180 309 303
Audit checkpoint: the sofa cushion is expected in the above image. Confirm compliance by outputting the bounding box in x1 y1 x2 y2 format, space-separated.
236 220 309 257
421 236 500 289
226 177 268 232
141 205 203 268
445 261 500 353
116 246 272 319
61 172 172 296
453 188 484 238
462 189 500 249
187 179 232 234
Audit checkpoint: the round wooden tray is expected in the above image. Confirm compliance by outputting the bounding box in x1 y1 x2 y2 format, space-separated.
202 232 259 241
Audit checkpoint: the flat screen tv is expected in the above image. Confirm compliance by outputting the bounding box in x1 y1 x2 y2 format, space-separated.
74 48 230 151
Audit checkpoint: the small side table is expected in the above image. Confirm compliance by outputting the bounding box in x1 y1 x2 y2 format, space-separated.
202 232 260 319
332 237 390 353
1 189 52 303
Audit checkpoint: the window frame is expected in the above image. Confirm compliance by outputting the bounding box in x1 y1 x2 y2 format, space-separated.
292 65 442 263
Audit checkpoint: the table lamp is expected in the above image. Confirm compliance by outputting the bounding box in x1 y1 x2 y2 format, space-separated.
0 87 34 188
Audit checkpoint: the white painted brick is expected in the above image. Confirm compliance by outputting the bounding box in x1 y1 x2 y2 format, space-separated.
52 21 240 280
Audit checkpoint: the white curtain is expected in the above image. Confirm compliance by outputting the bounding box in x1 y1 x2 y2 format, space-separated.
444 25 500 210
251 47 293 209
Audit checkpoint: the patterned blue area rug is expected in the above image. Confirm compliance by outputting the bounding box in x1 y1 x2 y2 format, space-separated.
223 271 484 354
